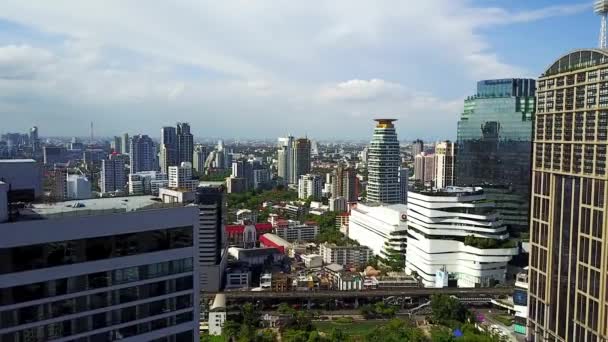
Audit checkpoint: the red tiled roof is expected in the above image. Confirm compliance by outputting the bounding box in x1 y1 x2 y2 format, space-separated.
255 223 273 232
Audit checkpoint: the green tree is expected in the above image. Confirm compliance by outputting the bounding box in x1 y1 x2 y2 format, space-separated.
242 303 260 328
222 320 240 340
283 330 310 342
328 328 345 342
430 294 471 327
365 319 427 342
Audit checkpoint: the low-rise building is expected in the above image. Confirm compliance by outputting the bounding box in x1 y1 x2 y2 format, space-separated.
225 223 273 248
271 273 293 292
406 187 518 287
259 233 292 256
208 294 226 336
225 267 252 290
348 203 408 261
319 243 373 267
128 171 168 195
227 247 284 266
301 254 323 268
274 220 319 242
336 272 363 291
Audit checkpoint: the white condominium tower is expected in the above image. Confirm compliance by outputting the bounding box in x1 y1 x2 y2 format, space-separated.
367 119 401 204
405 187 518 288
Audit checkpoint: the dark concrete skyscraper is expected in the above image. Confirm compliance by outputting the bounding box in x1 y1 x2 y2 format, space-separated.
291 138 311 182
177 122 194 164
160 126 177 174
130 134 156 173
528 49 608 341
367 119 401 204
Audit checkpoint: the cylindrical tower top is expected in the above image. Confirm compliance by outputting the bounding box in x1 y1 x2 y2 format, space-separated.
374 119 397 128
595 0 608 14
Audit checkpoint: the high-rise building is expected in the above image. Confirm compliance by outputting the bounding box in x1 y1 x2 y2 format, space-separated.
121 133 130 154
413 152 435 186
160 126 178 174
0 159 43 200
29 126 39 154
0 196 200 341
177 122 194 164
329 196 347 212
434 141 455 188
130 134 156 173
367 119 401 204
196 186 228 292
252 168 271 190
66 174 92 199
193 145 207 174
406 187 517 288
111 136 122 154
292 138 311 183
412 139 424 158
335 165 358 202
277 136 294 183
399 167 408 204
101 156 126 194
298 174 322 201
456 78 535 233
528 49 608 341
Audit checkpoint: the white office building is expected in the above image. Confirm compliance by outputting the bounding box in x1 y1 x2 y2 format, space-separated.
405 187 518 288
434 141 455 189
347 203 408 261
274 221 319 242
168 162 197 191
129 171 169 195
298 174 322 201
319 243 373 267
66 174 92 199
0 196 200 341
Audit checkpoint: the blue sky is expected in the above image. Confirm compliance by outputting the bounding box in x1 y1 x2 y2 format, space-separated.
0 0 599 140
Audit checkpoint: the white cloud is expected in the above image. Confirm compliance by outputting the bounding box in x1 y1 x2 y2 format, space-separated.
0 1 589 138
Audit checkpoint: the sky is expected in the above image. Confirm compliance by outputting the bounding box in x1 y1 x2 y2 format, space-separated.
0 0 599 140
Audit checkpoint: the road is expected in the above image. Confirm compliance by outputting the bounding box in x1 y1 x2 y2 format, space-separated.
204 287 514 299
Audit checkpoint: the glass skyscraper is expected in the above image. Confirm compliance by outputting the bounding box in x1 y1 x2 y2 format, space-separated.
456 78 536 232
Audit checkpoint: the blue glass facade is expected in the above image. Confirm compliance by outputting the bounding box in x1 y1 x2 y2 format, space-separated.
456 79 536 233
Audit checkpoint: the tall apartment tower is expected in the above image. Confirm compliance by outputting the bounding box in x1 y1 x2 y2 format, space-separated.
277 136 294 183
335 165 358 202
121 133 130 154
111 136 122 154
292 138 312 184
130 134 156 173
528 49 608 341
434 141 455 189
413 152 435 186
160 126 177 174
101 156 126 193
412 139 424 158
367 119 401 204
196 186 227 292
193 144 207 174
177 122 194 164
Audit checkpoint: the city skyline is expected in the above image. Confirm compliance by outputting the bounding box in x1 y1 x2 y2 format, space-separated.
0 1 597 139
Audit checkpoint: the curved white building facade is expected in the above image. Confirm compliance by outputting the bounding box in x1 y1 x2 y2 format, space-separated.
347 203 407 262
405 187 518 288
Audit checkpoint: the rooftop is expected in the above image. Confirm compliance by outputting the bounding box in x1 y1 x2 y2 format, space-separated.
15 196 185 220
0 159 37 164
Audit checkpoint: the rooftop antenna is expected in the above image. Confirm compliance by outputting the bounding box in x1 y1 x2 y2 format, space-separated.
596 0 608 48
